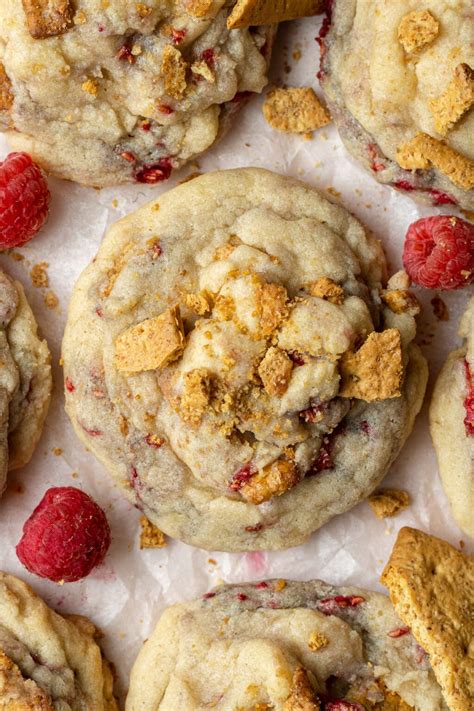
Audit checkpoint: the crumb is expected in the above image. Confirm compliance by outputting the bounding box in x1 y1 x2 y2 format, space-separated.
161 45 187 99
52 447 63 456
258 347 293 397
9 252 24 262
381 289 420 316
431 295 449 321
30 262 49 288
44 290 59 309
397 10 439 54
368 489 410 519
308 631 329 651
139 516 167 549
227 0 322 30
307 277 344 304
263 87 331 134
429 63 474 136
240 459 299 505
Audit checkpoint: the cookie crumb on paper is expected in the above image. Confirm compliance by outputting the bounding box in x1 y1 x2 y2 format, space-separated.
44 291 59 309
431 295 449 321
368 489 410 519
30 262 49 288
140 516 167 549
263 87 331 135
227 0 322 30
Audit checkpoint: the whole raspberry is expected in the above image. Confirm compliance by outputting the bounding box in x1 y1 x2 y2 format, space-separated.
16 487 111 583
0 152 50 249
403 215 474 290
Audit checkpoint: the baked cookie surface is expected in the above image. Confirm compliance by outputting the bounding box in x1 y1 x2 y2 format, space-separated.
0 571 117 710
430 296 474 538
0 268 52 497
0 0 272 187
62 168 428 551
126 577 447 710
320 0 474 210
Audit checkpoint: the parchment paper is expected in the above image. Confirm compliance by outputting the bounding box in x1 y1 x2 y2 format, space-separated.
0 16 472 706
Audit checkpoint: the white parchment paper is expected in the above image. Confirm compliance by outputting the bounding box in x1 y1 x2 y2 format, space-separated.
0 16 472 705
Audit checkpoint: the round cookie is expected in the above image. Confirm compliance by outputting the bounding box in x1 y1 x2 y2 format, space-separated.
430 296 474 538
62 168 428 551
0 571 117 709
0 0 273 187
126 578 447 710
319 0 474 210
0 268 52 496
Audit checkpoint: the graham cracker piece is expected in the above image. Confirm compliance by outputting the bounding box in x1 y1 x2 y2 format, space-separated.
397 10 439 54
161 45 187 99
381 528 474 711
184 290 212 316
114 306 185 373
258 347 293 397
307 277 344 305
179 368 212 424
21 0 74 39
185 0 213 17
368 489 410 519
396 133 474 190
430 63 474 136
0 648 53 710
258 282 289 337
308 631 329 652
0 64 13 127
240 459 299 504
339 329 403 402
227 0 322 30
381 289 420 316
283 668 320 711
263 88 331 135
191 60 215 83
139 516 167 549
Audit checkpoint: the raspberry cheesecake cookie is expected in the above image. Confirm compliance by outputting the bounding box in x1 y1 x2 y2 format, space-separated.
0 268 51 497
430 297 474 537
62 168 427 551
320 1 474 210
126 577 447 710
0 572 117 709
0 1 274 187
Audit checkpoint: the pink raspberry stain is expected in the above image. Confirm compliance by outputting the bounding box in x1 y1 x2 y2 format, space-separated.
367 143 385 172
171 28 187 45
318 595 365 615
201 48 215 66
308 436 334 474
229 462 257 491
135 158 173 184
392 181 457 206
65 377 75 393
463 360 474 436
387 626 410 638
244 551 268 577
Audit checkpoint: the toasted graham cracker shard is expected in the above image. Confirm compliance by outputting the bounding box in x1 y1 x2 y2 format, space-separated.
258 347 293 397
283 668 321 711
228 0 322 29
339 329 403 402
22 0 74 39
368 489 410 519
396 133 474 190
397 10 439 54
263 88 331 135
430 63 474 136
307 277 344 305
308 631 329 652
161 45 187 99
114 306 185 373
381 528 474 711
139 516 167 549
0 648 53 709
240 459 300 504
0 63 13 128
185 0 214 17
381 289 420 316
258 282 289 336
180 368 212 424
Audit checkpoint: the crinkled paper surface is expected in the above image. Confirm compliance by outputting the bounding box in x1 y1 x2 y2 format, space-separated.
0 16 472 706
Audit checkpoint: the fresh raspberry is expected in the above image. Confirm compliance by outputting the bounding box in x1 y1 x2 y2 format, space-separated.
403 216 474 290
16 487 111 583
0 152 50 249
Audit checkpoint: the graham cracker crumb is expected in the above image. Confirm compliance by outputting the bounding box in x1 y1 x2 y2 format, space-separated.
275 579 287 592
431 295 449 321
381 527 474 711
339 329 403 402
44 290 59 309
139 516 167 549
240 459 300 505
368 489 410 519
161 45 187 99
258 282 289 337
30 262 49 288
191 60 215 83
214 294 235 322
381 289 420 316
114 306 185 373
179 368 212 425
0 63 13 120
283 667 320 711
82 78 99 96
308 631 329 651
185 0 213 17
185 290 212 316
258 347 293 397
396 133 474 190
21 0 74 39
52 447 63 456
135 2 152 18
397 10 439 54
307 277 344 305
9 252 25 262
263 87 331 135
430 63 474 136
227 0 322 30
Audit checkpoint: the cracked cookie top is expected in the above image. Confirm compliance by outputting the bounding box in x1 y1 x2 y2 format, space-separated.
63 168 427 551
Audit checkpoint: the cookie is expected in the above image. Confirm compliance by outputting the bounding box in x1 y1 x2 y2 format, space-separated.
381 527 474 711
62 168 428 551
0 1 274 187
0 268 52 496
126 578 446 710
320 1 474 210
0 571 117 709
430 296 474 537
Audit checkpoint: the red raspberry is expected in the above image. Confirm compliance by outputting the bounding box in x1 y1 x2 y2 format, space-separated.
16 487 111 583
0 152 51 249
403 216 474 290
